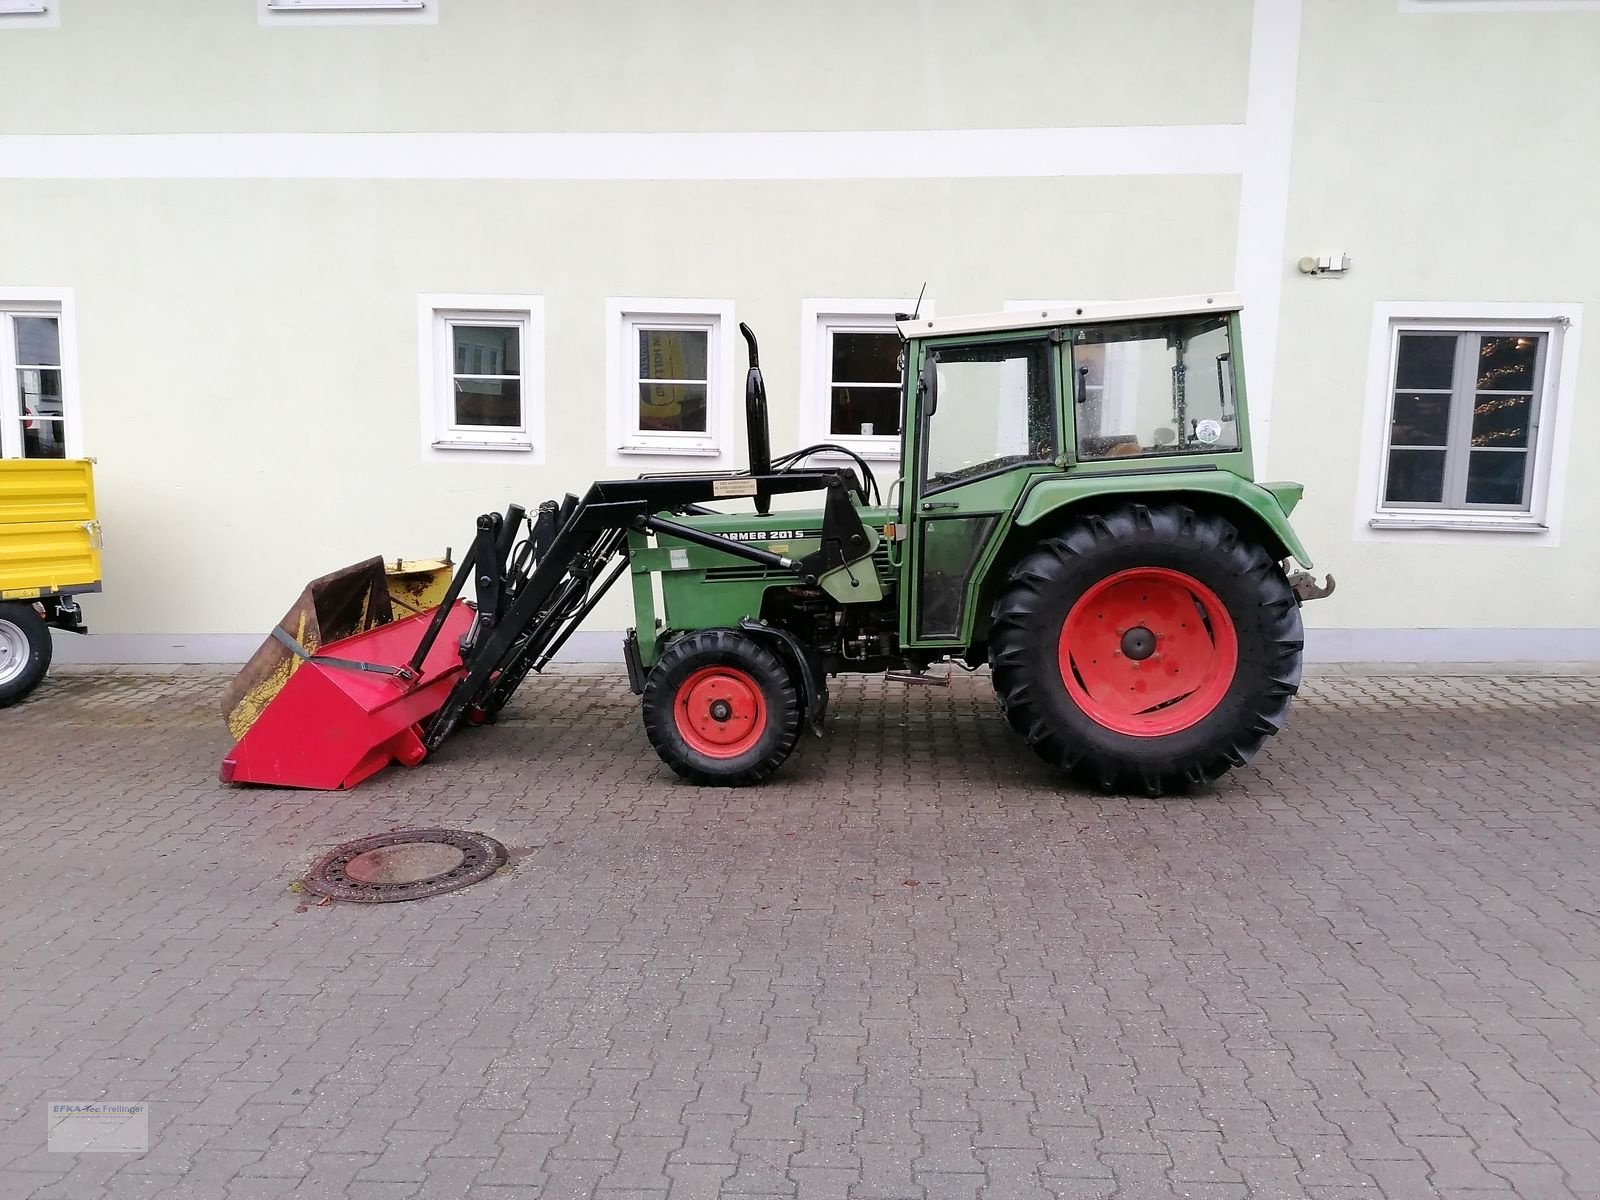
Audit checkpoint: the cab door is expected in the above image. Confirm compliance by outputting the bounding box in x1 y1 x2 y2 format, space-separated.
901 334 1061 650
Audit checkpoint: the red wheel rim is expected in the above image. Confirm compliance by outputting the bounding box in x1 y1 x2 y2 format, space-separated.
674 665 768 759
1058 567 1238 736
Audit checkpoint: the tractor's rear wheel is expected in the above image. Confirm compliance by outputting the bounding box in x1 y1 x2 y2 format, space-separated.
642 628 803 786
0 601 52 707
989 504 1303 795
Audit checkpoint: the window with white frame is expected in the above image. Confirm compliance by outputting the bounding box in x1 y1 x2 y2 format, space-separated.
1376 319 1566 523
0 306 71 460
610 303 728 455
801 301 925 460
421 297 543 454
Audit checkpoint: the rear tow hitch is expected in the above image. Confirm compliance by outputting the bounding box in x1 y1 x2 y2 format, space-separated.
1286 570 1336 602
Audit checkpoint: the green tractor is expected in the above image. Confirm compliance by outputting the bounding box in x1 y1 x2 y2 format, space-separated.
220 293 1331 796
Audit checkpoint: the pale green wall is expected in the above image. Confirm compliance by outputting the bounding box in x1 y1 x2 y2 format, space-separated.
0 175 1239 638
1272 0 1600 632
6 0 1598 656
0 0 1252 134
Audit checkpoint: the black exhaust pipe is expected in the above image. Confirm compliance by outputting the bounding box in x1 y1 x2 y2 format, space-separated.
739 322 773 516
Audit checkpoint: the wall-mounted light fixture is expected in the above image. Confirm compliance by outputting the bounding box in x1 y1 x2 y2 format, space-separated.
1297 254 1352 277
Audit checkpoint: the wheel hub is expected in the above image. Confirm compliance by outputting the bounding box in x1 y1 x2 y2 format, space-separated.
1059 567 1239 737
1119 626 1156 661
675 666 768 759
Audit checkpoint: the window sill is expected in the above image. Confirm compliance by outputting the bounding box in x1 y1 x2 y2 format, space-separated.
1368 514 1547 533
813 441 901 462
267 0 423 9
431 439 534 453
619 443 721 457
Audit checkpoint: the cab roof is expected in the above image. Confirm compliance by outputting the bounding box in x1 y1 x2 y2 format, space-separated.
896 292 1242 340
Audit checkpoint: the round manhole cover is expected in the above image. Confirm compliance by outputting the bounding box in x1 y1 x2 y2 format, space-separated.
302 829 507 903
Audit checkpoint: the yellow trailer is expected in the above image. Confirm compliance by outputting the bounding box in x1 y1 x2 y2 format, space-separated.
0 458 101 704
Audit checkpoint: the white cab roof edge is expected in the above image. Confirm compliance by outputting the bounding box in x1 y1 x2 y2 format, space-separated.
896 293 1243 340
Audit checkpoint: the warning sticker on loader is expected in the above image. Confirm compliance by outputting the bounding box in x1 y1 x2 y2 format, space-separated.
713 478 759 498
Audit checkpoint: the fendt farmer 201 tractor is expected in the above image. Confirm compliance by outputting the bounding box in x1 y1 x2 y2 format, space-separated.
220 293 1333 796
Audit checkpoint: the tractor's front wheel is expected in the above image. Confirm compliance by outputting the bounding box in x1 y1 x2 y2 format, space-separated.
989 504 1303 795
642 628 803 786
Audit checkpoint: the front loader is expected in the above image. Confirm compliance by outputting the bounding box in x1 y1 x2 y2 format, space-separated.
221 293 1332 796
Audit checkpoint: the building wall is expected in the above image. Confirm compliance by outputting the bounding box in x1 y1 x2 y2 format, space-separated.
0 0 1594 663
1274 0 1600 654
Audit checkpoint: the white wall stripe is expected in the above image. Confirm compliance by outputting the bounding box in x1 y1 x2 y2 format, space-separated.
0 126 1246 181
1231 0 1304 478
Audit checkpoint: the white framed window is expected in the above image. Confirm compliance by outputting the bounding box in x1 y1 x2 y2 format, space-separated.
800 299 930 462
1357 302 1582 541
417 295 544 461
259 0 436 27
0 292 79 460
0 0 59 29
606 299 733 458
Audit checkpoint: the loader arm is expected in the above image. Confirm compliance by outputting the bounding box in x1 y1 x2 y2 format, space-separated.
421 469 874 750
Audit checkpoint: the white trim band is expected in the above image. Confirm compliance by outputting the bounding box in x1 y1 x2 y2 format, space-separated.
0 126 1245 182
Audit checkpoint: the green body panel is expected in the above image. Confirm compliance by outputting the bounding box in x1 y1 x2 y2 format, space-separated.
628 506 894 667
1014 470 1313 565
1261 480 1305 516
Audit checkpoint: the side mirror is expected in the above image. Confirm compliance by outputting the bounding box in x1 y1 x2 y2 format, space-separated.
919 352 938 417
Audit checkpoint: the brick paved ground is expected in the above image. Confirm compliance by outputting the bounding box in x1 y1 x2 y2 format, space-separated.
2 666 1599 1199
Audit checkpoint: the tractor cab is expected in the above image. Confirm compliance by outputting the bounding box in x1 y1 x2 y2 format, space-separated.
893 296 1261 655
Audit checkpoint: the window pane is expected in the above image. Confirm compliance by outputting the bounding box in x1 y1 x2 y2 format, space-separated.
1394 333 1455 390
1471 393 1533 448
452 324 520 376
1390 392 1452 447
638 329 708 382
830 385 900 438
1466 451 1528 507
1073 316 1239 460
453 379 522 427
1476 335 1539 392
1384 448 1446 503
638 382 708 434
13 316 60 367
19 367 63 449
23 418 66 459
831 331 901 385
924 340 1054 487
918 516 998 639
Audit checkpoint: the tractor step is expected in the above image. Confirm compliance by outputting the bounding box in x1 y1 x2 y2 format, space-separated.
886 669 951 687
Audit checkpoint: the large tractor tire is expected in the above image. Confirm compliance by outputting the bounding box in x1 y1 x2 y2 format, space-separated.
0 601 53 707
642 628 803 786
989 503 1303 795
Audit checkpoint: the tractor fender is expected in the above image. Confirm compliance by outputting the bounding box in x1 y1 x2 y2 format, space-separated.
1013 470 1314 567
737 618 828 733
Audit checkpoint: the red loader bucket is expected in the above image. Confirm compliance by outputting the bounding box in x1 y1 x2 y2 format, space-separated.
219 559 476 790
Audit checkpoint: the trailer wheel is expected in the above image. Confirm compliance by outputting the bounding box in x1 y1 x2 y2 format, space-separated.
989 503 1303 795
0 601 53 707
642 628 803 786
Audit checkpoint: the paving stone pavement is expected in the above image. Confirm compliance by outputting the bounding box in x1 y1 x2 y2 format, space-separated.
2 666 1599 1200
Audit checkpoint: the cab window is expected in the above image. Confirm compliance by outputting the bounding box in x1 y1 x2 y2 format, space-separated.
1070 315 1239 460
922 339 1055 492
